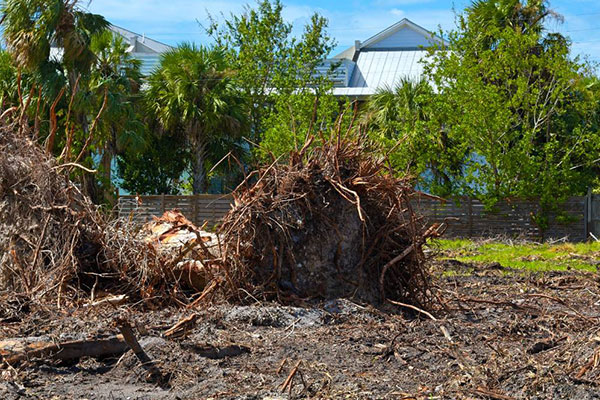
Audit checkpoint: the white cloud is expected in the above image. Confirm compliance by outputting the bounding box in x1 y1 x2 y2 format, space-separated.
282 4 316 22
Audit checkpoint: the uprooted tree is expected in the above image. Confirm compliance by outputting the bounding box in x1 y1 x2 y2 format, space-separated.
1 113 440 310
0 119 193 307
210 133 442 308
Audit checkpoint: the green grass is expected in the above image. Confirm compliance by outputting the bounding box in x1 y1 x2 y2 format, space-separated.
430 238 600 272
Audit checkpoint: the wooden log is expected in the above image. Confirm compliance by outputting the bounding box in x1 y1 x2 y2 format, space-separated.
0 336 128 366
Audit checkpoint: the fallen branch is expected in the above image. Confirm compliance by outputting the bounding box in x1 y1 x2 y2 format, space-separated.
387 299 453 343
115 318 165 385
0 336 128 366
280 360 302 393
575 347 600 379
469 387 517 400
83 294 128 309
164 314 198 339
387 298 436 321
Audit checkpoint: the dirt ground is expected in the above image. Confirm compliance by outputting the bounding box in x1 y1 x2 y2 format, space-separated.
1 260 600 400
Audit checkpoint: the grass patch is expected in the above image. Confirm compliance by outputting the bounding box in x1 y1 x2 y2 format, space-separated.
430 238 600 272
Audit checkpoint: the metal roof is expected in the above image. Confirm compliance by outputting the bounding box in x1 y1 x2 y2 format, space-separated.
332 50 429 97
109 25 172 54
328 19 440 97
108 25 172 76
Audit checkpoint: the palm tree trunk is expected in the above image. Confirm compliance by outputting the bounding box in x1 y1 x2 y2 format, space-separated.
101 147 114 205
191 138 208 194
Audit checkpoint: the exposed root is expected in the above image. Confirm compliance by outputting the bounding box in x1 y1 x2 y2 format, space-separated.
213 133 440 307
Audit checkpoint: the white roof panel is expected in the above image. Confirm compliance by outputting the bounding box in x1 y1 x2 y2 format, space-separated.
109 25 172 54
345 50 428 92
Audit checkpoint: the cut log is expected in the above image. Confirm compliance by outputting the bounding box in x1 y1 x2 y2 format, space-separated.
0 336 128 366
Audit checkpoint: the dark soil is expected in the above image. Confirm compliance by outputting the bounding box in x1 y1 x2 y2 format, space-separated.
2 261 600 399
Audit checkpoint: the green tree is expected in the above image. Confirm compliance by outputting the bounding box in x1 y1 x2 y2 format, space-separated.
117 131 190 195
146 44 246 194
0 49 18 110
423 0 600 211
363 79 468 196
208 0 339 157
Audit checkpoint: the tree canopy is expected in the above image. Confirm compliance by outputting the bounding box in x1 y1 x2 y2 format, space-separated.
1 0 599 209
146 44 246 194
364 0 600 217
208 0 341 159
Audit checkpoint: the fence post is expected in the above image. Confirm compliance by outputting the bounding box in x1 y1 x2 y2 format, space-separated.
160 193 165 215
193 194 199 226
584 189 589 240
468 197 473 238
212 197 216 223
587 187 594 240
114 187 120 218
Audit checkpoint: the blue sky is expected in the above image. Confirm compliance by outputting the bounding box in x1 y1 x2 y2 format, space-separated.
85 0 600 63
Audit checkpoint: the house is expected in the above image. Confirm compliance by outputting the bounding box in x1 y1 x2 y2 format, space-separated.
320 18 445 98
50 25 172 76
107 25 172 76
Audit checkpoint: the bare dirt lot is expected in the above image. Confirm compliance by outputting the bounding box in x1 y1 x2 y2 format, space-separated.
2 260 600 400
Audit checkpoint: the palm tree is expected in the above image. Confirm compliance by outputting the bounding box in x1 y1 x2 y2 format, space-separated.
1 0 107 80
363 78 465 195
464 0 559 50
89 30 146 203
146 44 246 194
2 0 108 156
364 78 433 140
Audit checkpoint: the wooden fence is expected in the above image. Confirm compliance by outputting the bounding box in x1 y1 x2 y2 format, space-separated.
586 190 600 241
414 196 587 242
117 194 596 241
117 194 233 226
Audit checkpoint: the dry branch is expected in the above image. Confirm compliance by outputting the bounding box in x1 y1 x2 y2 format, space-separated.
115 318 164 384
0 336 128 366
164 314 198 339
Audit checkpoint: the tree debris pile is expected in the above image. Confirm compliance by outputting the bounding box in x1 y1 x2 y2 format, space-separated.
217 135 440 307
0 123 205 307
0 122 105 302
0 119 438 309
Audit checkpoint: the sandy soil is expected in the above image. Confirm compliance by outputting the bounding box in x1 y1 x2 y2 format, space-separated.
1 260 600 399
